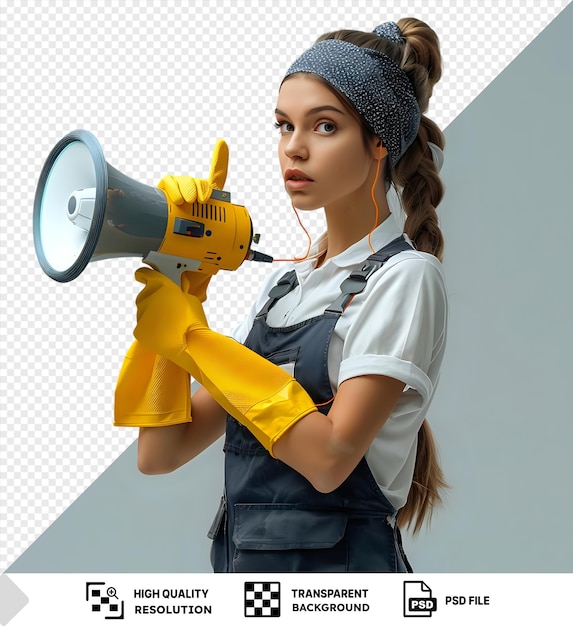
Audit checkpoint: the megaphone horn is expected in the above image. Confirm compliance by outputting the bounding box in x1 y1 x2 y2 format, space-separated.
33 130 272 284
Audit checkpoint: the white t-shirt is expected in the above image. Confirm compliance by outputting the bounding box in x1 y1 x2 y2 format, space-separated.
232 215 448 509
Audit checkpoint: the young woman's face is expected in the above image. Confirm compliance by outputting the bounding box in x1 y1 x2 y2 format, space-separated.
275 73 379 212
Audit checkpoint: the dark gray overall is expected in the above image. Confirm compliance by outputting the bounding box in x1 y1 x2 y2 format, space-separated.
208 236 413 572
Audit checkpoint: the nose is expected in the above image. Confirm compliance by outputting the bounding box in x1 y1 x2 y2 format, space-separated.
283 130 308 160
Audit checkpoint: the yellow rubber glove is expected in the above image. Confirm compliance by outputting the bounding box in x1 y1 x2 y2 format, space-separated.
114 339 191 427
157 139 229 204
113 271 215 427
114 141 229 427
132 267 317 456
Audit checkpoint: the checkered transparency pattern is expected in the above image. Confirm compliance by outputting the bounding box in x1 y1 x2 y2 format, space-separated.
245 582 281 617
1 0 567 572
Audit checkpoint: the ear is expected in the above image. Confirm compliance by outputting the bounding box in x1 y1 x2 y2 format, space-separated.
370 137 388 161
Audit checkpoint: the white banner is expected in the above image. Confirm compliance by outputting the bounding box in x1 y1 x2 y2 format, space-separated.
2 572 571 625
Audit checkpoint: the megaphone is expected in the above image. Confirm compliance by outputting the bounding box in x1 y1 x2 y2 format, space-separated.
33 130 273 285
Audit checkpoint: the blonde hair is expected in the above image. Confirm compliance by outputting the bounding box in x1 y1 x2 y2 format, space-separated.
317 18 448 533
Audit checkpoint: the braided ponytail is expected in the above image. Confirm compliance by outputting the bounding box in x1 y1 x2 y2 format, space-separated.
393 18 448 532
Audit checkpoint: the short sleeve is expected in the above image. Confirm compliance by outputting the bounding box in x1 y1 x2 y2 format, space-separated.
338 254 447 408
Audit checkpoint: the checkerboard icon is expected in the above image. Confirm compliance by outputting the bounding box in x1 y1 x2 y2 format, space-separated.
244 582 281 617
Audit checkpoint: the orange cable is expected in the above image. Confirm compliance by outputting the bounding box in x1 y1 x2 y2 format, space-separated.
367 145 383 254
272 200 315 263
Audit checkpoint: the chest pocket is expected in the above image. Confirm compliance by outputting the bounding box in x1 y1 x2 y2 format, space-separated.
265 347 299 378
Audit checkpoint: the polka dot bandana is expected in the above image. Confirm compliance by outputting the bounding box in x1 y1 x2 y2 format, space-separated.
284 38 420 165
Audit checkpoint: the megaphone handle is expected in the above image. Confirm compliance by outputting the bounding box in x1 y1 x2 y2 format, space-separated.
143 250 203 287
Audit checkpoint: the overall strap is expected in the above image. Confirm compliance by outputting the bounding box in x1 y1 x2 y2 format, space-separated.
325 235 413 315
255 269 299 319
255 235 412 319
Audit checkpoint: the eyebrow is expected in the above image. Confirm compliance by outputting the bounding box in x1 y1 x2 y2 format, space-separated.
275 105 346 118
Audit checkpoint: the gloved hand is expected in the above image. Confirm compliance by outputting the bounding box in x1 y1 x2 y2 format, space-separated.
133 267 208 359
157 139 229 205
132 267 317 455
114 339 191 427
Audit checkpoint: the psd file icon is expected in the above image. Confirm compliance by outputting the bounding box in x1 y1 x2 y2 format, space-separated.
403 581 437 617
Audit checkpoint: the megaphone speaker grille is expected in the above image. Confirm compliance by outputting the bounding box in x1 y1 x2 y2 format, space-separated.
33 130 108 282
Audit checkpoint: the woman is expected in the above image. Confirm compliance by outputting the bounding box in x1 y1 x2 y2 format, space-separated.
115 18 448 572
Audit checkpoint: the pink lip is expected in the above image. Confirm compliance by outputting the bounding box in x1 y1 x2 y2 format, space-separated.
284 168 313 181
284 168 313 190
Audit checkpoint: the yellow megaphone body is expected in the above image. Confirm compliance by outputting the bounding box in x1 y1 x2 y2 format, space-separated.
145 187 268 284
